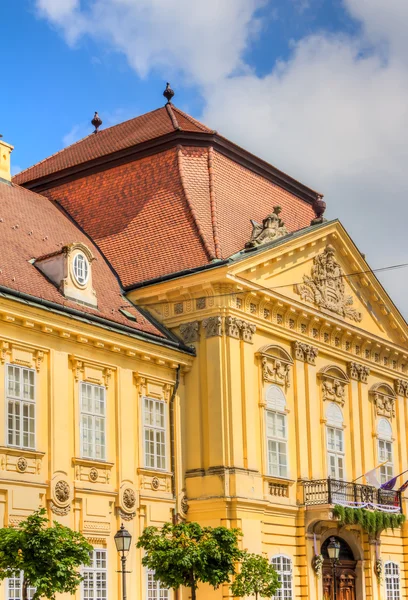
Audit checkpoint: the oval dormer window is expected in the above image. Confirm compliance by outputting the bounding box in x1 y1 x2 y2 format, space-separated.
73 253 89 286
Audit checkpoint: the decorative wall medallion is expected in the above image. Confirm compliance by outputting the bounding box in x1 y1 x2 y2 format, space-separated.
370 383 396 419
395 379 408 397
348 362 370 383
123 488 136 510
179 321 200 344
16 457 27 473
292 341 318 365
151 477 160 491
202 316 223 338
295 245 362 322
245 206 288 248
54 480 70 504
89 468 99 482
50 501 70 516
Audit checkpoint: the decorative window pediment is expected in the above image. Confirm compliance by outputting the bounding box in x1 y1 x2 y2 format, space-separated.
318 365 349 406
370 383 396 419
257 345 293 388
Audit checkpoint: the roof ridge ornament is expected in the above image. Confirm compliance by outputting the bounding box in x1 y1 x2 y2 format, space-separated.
311 194 326 225
163 82 175 104
91 111 102 134
245 206 288 248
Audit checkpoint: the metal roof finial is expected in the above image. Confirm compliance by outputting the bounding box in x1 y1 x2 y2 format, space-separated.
91 111 102 134
163 82 175 105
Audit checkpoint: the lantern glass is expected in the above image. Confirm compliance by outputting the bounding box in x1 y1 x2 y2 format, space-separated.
327 537 340 561
114 524 132 554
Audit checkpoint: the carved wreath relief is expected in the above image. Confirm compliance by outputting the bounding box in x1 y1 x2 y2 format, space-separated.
123 488 136 510
295 245 362 322
55 480 70 503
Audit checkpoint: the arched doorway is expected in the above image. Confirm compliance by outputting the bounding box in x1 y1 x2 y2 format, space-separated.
322 536 357 600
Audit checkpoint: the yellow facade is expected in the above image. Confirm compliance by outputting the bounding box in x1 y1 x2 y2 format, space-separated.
0 193 407 600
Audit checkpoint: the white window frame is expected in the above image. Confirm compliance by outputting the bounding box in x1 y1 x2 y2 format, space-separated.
378 419 393 485
146 569 170 599
73 253 89 286
325 403 345 481
6 364 36 450
384 561 400 600
81 549 108 600
7 571 36 600
142 397 167 471
80 382 107 461
271 554 293 600
265 385 288 479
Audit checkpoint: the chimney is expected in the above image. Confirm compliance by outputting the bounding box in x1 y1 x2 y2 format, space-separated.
0 138 14 182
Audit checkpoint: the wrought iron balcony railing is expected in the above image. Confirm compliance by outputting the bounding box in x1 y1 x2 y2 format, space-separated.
302 478 403 513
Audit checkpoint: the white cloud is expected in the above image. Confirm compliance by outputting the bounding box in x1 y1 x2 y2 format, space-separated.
35 0 408 317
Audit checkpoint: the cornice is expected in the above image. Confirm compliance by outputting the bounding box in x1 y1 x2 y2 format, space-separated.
19 130 319 205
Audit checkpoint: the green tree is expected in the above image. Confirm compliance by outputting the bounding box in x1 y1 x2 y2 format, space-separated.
0 508 92 600
231 552 281 600
137 521 242 600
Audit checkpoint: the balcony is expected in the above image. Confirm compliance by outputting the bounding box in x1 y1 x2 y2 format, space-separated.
302 478 403 513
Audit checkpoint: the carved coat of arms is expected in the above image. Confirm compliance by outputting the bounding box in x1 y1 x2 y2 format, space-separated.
295 245 362 322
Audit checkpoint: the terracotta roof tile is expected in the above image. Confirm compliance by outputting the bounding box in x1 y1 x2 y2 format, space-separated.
14 106 213 185
0 181 166 338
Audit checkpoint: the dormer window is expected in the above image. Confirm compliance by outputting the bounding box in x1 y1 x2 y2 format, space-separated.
73 252 89 286
35 242 97 308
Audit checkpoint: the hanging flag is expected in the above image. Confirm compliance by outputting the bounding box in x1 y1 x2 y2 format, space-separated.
364 468 381 489
381 476 398 490
398 479 408 493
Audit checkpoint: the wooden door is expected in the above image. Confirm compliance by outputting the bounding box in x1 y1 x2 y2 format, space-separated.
322 566 356 600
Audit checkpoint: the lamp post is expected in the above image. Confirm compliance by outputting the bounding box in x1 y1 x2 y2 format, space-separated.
327 537 341 600
114 524 132 600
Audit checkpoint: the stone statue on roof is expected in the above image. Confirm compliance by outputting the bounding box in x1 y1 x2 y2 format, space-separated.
245 206 288 249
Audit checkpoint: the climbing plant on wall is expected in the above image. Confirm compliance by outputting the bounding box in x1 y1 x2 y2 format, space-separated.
332 505 405 536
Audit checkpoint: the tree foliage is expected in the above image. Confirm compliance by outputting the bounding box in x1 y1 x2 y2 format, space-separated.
137 521 242 600
231 552 280 600
0 508 92 600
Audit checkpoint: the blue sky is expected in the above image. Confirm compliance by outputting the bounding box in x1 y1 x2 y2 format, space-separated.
3 1 408 317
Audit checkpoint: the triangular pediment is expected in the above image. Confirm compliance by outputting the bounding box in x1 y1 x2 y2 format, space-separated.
227 220 407 347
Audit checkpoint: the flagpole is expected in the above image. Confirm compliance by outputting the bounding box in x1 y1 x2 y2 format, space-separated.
351 461 388 483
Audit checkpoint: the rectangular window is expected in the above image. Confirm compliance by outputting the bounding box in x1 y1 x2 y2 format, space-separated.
80 383 106 460
266 411 288 478
379 440 393 484
143 398 166 470
147 571 169 599
82 550 107 600
7 572 35 600
6 365 35 449
272 556 293 600
326 427 345 480
385 562 400 600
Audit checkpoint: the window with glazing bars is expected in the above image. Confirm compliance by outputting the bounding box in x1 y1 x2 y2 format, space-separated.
378 439 393 484
82 550 107 600
272 556 293 600
80 383 106 460
143 397 166 470
7 365 35 449
385 562 400 600
147 570 169 599
266 410 287 477
7 572 36 600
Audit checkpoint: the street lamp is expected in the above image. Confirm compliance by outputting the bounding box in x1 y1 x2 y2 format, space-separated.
327 537 341 600
114 524 132 600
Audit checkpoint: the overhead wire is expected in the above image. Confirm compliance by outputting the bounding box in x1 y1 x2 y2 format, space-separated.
135 261 408 309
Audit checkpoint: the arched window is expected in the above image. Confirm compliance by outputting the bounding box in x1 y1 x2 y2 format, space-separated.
384 561 400 599
265 386 288 478
377 419 393 485
271 555 293 599
326 403 345 480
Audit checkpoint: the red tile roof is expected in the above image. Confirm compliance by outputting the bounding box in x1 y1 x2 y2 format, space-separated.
14 106 213 185
39 146 315 288
0 181 166 338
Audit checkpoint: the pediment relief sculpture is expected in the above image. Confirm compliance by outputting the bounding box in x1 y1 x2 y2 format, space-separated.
295 245 362 322
369 382 396 418
245 206 288 248
257 345 293 387
319 365 349 406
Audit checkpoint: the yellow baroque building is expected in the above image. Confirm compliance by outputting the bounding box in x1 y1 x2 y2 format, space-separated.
3 95 408 600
